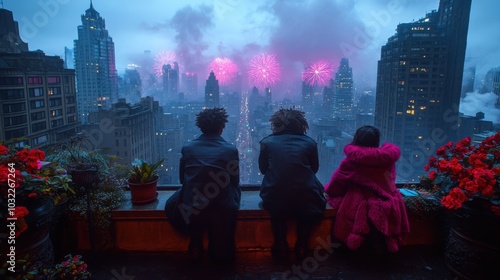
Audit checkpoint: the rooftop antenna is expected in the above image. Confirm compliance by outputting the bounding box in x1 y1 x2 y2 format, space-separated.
1 1 4 9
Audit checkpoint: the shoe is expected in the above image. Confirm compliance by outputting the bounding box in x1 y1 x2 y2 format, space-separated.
294 240 308 260
188 243 203 263
271 240 289 261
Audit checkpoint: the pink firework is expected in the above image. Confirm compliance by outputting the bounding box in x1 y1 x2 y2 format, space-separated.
153 51 177 77
248 53 281 88
208 57 238 85
302 61 333 86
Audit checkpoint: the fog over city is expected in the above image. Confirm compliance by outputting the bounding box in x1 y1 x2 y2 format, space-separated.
6 0 500 96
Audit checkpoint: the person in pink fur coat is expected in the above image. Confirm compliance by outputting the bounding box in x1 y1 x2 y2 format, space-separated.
324 126 410 253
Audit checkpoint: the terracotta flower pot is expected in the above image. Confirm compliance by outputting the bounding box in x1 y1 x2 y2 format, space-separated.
128 176 159 204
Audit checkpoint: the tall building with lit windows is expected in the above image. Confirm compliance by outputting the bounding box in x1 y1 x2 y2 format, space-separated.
333 58 354 120
74 1 117 124
163 62 179 102
0 52 80 148
205 71 219 107
482 67 500 108
375 0 472 181
0 8 79 148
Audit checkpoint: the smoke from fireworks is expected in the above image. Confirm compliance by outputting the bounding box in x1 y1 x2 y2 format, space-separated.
153 51 177 77
302 61 333 86
208 57 238 85
248 53 281 89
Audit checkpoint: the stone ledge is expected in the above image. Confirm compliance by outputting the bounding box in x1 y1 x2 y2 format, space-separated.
71 190 441 252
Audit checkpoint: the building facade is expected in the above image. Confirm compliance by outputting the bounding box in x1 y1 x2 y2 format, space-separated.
205 71 220 108
74 2 118 124
0 52 80 148
375 0 472 182
162 62 179 103
482 67 500 108
333 58 354 120
88 98 155 166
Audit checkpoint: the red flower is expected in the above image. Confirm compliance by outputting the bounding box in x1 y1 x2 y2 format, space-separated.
429 171 437 181
425 132 500 214
0 145 8 155
14 206 29 218
441 188 467 210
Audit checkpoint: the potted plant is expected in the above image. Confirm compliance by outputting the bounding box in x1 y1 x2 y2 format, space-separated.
45 134 126 251
422 132 500 279
127 158 164 204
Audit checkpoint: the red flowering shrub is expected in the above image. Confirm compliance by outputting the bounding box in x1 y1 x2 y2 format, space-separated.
424 132 500 214
1 144 72 237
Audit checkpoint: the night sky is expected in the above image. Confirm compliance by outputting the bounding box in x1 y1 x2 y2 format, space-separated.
4 0 500 99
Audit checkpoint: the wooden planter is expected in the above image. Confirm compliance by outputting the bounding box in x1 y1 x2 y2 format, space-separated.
444 204 500 280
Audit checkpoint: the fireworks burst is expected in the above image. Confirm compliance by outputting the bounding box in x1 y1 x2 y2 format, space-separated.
208 57 239 85
302 61 333 86
248 53 281 89
153 51 177 77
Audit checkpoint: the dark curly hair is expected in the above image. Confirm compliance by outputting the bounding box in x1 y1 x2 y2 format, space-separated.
352 125 380 147
195 107 228 134
269 108 309 134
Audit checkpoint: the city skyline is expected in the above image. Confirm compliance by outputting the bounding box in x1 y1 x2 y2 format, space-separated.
3 0 500 99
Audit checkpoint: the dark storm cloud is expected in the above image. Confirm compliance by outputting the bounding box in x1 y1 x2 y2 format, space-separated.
268 0 361 64
170 5 214 73
140 4 214 75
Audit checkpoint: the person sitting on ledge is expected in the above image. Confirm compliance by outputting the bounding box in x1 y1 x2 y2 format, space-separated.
324 125 410 254
178 107 241 263
259 108 327 260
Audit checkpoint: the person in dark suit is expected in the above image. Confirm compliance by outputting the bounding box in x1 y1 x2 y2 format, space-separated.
179 107 241 263
259 108 326 259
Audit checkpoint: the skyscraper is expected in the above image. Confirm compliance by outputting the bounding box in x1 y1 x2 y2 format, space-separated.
333 58 354 120
162 62 179 102
482 67 500 108
0 8 28 53
0 8 79 148
205 71 220 107
74 1 117 124
183 72 198 99
323 79 334 114
0 51 80 148
375 0 472 181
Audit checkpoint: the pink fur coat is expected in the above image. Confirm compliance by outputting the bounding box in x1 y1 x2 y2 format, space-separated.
324 143 410 252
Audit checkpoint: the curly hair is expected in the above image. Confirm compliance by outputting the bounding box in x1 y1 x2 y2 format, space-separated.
195 107 228 134
352 125 380 147
269 108 309 134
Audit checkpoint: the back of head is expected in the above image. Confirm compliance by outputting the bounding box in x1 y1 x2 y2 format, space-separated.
270 108 309 134
352 125 380 147
195 107 228 134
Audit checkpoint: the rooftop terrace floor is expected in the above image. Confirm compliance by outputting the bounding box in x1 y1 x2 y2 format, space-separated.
88 245 452 280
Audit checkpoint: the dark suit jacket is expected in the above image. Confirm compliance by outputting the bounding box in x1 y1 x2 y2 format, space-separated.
259 133 326 218
179 134 241 213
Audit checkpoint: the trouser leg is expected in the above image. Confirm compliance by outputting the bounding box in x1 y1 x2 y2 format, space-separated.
270 217 289 258
296 216 318 253
207 209 237 263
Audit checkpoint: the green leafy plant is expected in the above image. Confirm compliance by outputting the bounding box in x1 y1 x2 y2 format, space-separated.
128 158 164 184
45 137 127 230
